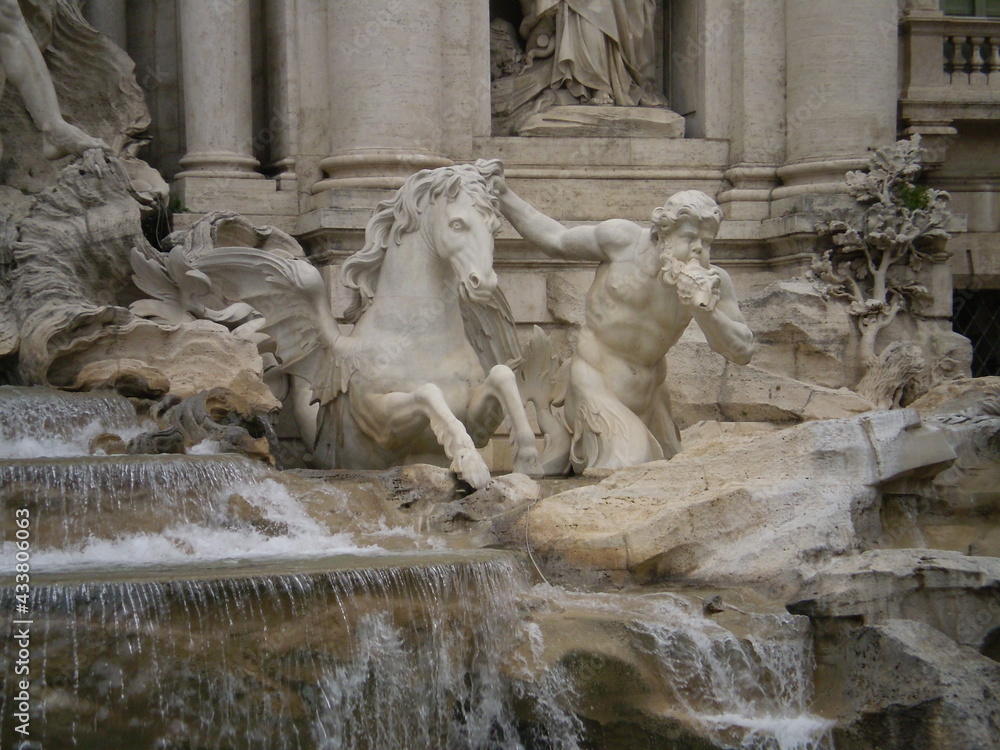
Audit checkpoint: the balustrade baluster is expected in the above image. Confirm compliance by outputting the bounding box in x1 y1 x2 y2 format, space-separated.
970 36 988 85
988 37 1000 83
946 35 962 82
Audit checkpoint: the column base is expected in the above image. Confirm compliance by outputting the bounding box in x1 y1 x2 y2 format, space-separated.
175 151 262 180
311 150 452 192
717 165 779 221
772 157 872 201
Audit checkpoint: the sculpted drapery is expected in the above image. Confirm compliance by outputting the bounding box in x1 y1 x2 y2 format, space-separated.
522 0 660 106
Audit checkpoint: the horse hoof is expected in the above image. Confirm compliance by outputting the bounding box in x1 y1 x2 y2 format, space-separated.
454 450 492 489
513 455 543 476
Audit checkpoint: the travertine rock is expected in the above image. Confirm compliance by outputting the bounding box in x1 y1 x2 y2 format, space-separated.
125 425 185 456
833 620 1000 750
909 376 1000 417
789 549 1000 651
733 279 971 403
45 319 279 413
885 378 1000 555
511 409 955 593
72 358 170 399
735 279 858 389
154 387 276 465
9 155 152 383
668 335 875 428
426 472 539 540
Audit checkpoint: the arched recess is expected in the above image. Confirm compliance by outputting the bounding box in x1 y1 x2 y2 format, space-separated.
487 0 671 135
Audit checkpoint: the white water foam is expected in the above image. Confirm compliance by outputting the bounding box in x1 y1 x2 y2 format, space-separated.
0 416 149 459
530 585 835 750
9 477 438 574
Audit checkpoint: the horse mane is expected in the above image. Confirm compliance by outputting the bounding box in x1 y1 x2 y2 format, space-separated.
340 162 502 323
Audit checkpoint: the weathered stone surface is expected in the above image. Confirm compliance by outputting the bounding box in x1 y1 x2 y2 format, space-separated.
519 106 685 138
737 279 859 389
789 549 1000 651
731 279 971 404
884 378 1000 555
44 319 279 413
292 463 462 513
833 620 1000 750
910 376 1000 417
512 410 955 593
88 432 128 455
426 473 539 540
72 358 170 399
678 420 783 451
510 588 830 750
126 425 186 456
545 271 590 327
668 324 875 430
154 387 276 465
8 155 154 383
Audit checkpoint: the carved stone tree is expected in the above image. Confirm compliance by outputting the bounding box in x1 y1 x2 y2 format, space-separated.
813 136 953 409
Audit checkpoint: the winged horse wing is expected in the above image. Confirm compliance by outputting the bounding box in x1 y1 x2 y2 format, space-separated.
459 285 523 373
193 248 348 404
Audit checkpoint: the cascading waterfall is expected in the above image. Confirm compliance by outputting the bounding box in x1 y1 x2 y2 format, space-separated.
1 454 270 554
0 386 147 458
1 386 834 749
1 554 582 750
535 588 835 750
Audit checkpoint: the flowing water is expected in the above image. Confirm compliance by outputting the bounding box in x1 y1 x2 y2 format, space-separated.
0 386 148 459
530 588 834 749
2 553 587 749
0 387 834 749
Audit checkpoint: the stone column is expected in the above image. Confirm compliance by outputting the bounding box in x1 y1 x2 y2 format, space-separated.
83 0 127 49
312 0 450 192
265 0 299 191
175 0 260 179
775 0 899 199
718 0 786 220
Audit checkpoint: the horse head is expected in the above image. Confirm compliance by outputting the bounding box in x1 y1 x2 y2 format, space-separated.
341 161 503 320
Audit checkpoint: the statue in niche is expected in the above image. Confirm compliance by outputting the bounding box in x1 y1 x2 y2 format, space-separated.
130 162 541 488
0 0 108 160
494 171 753 473
492 0 674 136
521 0 666 107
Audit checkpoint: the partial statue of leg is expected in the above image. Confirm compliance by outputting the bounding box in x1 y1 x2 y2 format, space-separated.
0 0 109 159
353 384 493 489
467 364 542 476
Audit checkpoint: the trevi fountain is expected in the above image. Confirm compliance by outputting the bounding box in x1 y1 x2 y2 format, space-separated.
1 1 998 748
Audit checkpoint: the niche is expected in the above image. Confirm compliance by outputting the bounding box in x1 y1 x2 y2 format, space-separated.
488 0 672 136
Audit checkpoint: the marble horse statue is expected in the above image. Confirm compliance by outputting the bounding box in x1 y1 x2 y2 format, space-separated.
178 161 540 488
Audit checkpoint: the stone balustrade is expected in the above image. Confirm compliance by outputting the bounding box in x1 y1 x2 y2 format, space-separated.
902 16 1000 118
901 14 1000 166
944 27 1000 85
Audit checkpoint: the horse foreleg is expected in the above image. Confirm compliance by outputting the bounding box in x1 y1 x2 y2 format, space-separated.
354 383 493 489
467 364 542 476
